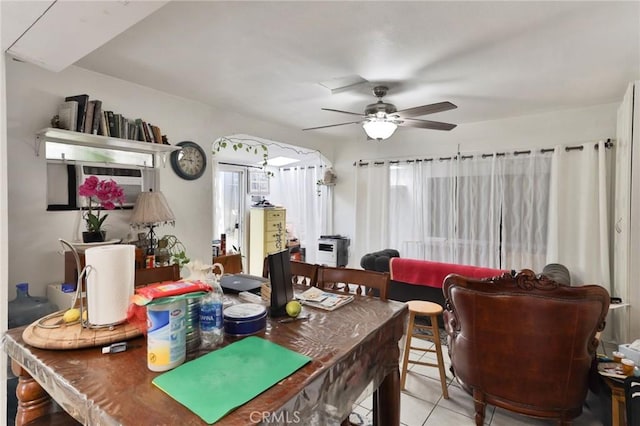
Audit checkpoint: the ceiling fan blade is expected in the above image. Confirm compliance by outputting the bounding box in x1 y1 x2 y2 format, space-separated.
321 108 364 117
303 120 362 131
395 101 457 118
399 118 457 131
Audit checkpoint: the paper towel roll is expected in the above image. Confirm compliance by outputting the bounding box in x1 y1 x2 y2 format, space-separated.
85 244 135 326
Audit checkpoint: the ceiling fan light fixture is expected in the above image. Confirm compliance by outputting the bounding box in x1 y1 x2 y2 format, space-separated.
362 119 397 140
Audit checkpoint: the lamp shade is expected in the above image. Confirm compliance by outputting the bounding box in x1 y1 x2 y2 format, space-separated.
362 119 398 140
130 190 175 227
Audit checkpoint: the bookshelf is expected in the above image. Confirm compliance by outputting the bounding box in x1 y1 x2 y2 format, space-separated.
36 128 179 157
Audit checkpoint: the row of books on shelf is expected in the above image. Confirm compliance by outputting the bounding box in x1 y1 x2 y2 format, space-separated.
57 94 168 144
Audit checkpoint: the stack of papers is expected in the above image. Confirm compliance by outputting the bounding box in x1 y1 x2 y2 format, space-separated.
297 287 354 311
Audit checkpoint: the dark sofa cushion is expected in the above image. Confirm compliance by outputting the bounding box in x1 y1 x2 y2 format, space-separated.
360 249 400 273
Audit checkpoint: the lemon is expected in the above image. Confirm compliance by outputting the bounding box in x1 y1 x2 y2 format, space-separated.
285 300 302 318
62 308 81 323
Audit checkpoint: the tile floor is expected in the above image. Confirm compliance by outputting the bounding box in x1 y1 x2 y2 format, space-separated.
350 336 607 426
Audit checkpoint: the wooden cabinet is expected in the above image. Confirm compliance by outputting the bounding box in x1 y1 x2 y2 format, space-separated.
249 208 286 275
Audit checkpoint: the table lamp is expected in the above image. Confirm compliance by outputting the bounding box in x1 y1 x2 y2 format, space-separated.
130 190 175 255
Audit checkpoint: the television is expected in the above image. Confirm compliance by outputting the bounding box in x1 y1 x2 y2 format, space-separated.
267 249 293 317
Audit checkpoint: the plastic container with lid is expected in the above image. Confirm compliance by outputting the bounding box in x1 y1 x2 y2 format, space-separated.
8 283 58 329
223 303 267 336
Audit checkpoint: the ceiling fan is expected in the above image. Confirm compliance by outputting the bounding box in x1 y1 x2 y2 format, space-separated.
303 85 457 140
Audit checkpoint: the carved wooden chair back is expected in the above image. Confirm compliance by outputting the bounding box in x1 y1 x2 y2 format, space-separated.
317 266 389 301
262 257 320 287
443 269 609 425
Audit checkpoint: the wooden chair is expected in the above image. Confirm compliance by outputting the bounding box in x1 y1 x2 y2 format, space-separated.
213 253 243 275
262 257 320 287
318 266 390 426
315 266 390 426
317 266 389 301
443 269 609 425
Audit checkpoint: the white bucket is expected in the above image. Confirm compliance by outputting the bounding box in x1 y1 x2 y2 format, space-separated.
147 299 186 372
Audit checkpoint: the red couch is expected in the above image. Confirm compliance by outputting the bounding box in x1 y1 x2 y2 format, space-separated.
388 258 508 308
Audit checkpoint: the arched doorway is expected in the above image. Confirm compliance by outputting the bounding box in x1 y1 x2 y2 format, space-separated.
212 134 331 273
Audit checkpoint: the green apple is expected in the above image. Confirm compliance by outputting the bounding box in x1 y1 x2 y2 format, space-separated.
286 300 302 318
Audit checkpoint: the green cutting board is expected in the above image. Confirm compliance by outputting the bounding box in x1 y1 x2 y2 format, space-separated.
152 336 311 424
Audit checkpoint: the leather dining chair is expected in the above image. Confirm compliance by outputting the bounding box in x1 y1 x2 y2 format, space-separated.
317 266 389 301
443 269 609 425
262 257 320 287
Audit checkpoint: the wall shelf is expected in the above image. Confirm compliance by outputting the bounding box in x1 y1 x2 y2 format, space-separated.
36 128 180 157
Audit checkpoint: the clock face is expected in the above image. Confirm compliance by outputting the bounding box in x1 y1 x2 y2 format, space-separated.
171 141 207 180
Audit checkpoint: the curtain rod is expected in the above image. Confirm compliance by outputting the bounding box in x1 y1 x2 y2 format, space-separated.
280 165 324 171
354 139 613 166
218 161 264 169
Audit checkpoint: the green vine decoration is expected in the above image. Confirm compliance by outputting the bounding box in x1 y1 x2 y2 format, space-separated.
213 137 269 165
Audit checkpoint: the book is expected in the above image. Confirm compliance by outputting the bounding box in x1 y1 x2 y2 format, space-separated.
123 117 130 140
141 120 151 142
106 111 116 137
83 100 95 134
297 286 354 311
151 125 162 144
57 101 78 131
128 118 137 140
146 122 156 143
91 100 102 135
114 113 122 138
134 119 146 141
64 94 89 132
101 110 109 136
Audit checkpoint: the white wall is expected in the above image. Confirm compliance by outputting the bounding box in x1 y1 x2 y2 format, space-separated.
1 48 10 425
331 102 618 266
5 59 334 299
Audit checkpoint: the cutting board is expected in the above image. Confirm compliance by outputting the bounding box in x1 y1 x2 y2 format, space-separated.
22 311 143 350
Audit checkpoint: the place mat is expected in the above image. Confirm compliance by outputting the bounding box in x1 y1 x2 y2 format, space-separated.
152 336 311 424
22 311 142 350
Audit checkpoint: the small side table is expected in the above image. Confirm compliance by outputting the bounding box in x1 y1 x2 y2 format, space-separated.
603 376 626 426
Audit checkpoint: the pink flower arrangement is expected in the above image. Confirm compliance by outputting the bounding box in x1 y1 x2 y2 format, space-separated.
78 176 125 233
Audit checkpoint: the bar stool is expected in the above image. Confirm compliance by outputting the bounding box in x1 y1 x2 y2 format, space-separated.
400 300 449 398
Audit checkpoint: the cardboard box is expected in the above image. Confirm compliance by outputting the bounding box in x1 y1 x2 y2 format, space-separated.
618 343 640 365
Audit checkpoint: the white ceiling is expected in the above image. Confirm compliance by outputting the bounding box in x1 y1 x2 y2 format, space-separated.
16 2 640 143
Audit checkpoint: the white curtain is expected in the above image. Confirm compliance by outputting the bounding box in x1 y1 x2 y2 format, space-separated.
500 152 553 271
355 152 552 271
455 155 503 267
546 141 612 289
272 165 330 263
353 162 390 265
387 159 456 261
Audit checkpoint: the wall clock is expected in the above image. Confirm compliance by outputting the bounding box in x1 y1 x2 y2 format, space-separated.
170 141 207 180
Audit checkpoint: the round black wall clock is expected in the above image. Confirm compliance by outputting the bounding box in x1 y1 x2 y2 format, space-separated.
170 141 207 180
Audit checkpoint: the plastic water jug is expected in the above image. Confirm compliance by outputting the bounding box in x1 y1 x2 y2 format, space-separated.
8 283 58 328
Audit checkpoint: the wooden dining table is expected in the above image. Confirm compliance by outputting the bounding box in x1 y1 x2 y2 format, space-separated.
4 290 408 425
